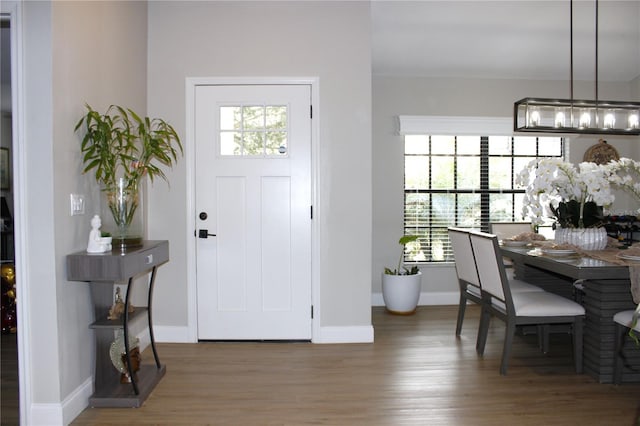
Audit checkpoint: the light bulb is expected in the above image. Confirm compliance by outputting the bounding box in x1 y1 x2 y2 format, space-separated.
603 112 615 129
629 113 639 129
579 110 591 128
529 109 541 127
554 110 565 128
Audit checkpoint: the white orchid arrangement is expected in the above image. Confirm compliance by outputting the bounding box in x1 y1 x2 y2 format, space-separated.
603 157 640 201
605 157 640 344
516 158 614 228
518 157 640 344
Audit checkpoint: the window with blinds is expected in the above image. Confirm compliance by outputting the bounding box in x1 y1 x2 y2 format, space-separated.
404 134 564 263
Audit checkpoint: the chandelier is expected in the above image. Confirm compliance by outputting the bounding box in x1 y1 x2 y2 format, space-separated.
514 0 640 136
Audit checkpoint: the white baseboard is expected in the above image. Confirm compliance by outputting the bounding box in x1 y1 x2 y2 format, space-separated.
154 325 375 344
372 291 459 307
313 325 374 343
61 377 93 425
154 325 193 343
30 374 91 425
29 402 64 426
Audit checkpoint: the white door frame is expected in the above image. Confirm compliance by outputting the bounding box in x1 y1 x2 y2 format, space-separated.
2 1 30 423
185 77 321 343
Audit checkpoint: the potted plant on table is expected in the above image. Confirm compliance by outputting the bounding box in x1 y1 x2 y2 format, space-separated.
382 235 422 315
516 158 613 250
75 104 183 249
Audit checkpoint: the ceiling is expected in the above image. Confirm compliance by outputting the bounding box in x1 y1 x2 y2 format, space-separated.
372 0 640 83
2 2 639 89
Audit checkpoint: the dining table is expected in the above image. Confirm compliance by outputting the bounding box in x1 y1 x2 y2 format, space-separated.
500 243 639 383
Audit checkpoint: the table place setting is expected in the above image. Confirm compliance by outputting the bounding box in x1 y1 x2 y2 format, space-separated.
500 231 547 248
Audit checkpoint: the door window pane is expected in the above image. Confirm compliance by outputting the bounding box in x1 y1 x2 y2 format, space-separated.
220 106 241 130
266 106 287 128
219 105 288 157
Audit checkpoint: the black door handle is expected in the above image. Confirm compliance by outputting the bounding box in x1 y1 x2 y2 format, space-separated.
198 229 217 238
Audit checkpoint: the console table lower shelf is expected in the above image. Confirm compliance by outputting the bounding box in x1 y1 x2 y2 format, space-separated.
90 364 166 408
66 240 170 408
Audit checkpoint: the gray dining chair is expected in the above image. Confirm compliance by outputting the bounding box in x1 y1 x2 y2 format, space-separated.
448 227 543 339
612 308 640 384
489 221 533 280
448 227 483 338
470 230 585 375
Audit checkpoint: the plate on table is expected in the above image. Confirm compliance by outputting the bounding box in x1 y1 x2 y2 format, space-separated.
541 248 576 257
616 253 640 262
502 240 528 247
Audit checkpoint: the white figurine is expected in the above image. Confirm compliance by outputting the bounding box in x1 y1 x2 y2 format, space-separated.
87 215 112 253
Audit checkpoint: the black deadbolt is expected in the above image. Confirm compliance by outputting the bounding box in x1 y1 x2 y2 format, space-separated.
199 212 208 220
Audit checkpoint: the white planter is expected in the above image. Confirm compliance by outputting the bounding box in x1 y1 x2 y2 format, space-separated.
381 271 422 315
555 227 608 251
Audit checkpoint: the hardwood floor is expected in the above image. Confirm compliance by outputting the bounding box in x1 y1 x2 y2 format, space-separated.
1 332 19 426
69 305 638 425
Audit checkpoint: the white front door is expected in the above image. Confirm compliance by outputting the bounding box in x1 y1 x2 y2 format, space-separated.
195 84 312 340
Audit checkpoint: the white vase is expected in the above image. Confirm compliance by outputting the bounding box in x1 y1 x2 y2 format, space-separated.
381 271 422 315
555 227 607 251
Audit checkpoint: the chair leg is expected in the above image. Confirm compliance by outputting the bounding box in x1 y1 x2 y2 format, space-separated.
500 321 517 375
456 295 467 336
476 307 491 355
613 322 626 384
573 317 583 374
538 324 550 354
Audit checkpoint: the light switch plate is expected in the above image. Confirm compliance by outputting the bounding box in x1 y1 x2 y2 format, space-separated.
70 194 85 216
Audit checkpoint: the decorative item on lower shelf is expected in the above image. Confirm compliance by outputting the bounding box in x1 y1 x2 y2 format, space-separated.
109 329 140 384
107 287 134 320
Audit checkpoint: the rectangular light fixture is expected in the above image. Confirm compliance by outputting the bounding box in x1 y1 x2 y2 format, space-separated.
514 97 640 136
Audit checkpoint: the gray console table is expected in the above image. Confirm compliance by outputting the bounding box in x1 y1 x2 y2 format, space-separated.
67 240 169 407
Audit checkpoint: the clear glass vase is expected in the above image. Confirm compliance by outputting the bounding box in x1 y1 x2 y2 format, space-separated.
101 177 144 250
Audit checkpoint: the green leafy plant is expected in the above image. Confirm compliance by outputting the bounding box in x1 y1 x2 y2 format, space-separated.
75 104 183 233
384 235 420 275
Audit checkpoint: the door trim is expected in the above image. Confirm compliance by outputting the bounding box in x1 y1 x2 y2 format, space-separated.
2 1 31 423
185 77 320 342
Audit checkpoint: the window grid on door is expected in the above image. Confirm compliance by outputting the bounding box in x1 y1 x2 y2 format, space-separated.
219 105 288 157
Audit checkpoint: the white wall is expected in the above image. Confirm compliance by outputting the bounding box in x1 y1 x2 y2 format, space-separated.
52 0 148 401
21 0 60 410
372 75 640 301
146 1 373 332
19 1 147 423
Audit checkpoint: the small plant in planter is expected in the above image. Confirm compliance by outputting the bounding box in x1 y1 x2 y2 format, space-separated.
384 235 420 276
382 235 422 315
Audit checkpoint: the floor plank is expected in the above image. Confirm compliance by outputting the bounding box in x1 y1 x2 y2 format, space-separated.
1 332 19 426
65 305 640 424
